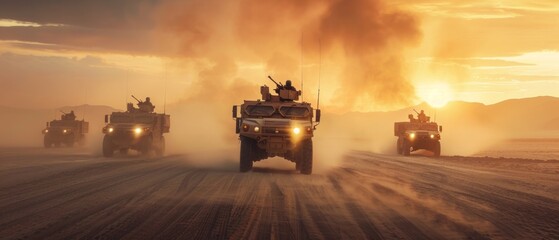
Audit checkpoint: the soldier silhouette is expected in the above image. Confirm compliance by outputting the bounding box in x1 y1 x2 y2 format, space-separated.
284 80 297 91
68 111 76 120
408 114 417 123
418 110 427 123
138 97 155 112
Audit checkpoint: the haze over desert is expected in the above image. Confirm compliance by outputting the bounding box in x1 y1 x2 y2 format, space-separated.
1 0 558 239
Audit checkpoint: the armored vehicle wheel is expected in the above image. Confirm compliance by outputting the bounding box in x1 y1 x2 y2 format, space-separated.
78 134 86 146
432 141 441 157
155 136 165 157
103 135 114 157
240 136 255 172
299 139 313 175
140 136 153 156
66 137 75 147
119 148 129 155
44 136 52 148
396 138 403 154
402 139 411 156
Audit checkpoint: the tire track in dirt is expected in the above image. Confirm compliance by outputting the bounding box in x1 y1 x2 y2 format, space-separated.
0 157 184 238
1 149 559 239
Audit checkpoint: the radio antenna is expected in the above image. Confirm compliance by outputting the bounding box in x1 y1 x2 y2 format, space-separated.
300 32 304 102
164 62 168 114
125 69 129 104
82 83 87 120
317 38 322 109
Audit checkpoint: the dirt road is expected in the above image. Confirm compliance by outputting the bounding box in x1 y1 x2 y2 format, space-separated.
1 148 558 239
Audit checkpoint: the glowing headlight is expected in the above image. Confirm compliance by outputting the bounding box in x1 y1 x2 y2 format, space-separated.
134 128 143 134
253 126 260 132
45 129 49 133
292 127 301 135
430 134 435 139
108 127 114 133
63 129 67 133
409 133 416 139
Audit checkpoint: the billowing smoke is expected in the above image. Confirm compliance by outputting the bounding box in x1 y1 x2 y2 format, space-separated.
152 0 422 168
154 0 421 111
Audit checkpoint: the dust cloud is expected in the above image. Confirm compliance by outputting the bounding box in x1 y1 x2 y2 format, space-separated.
154 0 421 111
152 0 421 169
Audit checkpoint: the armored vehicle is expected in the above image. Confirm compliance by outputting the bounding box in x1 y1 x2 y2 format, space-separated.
232 76 321 174
43 111 89 148
102 96 170 157
394 110 442 157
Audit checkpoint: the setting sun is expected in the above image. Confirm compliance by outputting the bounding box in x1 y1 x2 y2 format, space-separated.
416 82 453 108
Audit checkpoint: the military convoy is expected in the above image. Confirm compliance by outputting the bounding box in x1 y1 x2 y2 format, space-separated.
394 110 442 157
43 111 89 148
232 76 321 174
102 96 170 157
40 81 448 163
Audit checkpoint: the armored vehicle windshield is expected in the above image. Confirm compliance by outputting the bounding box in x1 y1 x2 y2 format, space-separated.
110 114 155 124
245 105 275 117
279 106 310 117
403 123 439 131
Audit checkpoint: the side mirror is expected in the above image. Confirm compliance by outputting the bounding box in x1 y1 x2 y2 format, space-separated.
46 122 49 127
232 106 238 118
235 118 241 134
315 109 321 123
104 115 109 123
439 126 443 132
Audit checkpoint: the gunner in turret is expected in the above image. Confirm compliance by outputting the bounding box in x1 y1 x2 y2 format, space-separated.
284 80 297 91
138 97 155 113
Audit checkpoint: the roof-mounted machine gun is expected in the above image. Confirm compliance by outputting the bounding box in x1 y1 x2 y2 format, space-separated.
131 95 143 103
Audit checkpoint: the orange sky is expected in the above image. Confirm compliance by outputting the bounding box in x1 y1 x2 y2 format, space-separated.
0 0 558 112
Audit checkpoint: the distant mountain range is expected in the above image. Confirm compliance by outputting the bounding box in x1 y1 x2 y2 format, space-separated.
316 96 559 155
1 96 558 154
0 104 120 146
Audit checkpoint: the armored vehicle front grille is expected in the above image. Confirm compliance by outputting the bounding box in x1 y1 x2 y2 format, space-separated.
262 127 290 135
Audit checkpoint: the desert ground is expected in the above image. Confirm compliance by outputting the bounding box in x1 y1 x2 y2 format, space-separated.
1 146 558 240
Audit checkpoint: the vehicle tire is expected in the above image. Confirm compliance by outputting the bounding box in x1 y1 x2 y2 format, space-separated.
155 136 165 157
140 136 153 156
299 139 313 175
78 134 86 146
432 141 441 157
119 148 129 155
240 136 254 172
396 138 403 155
402 139 411 156
44 135 51 148
66 136 75 147
103 135 114 157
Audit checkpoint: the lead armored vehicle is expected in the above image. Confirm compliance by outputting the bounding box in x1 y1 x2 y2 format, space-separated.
43 111 89 148
232 76 321 174
102 96 170 157
394 110 442 157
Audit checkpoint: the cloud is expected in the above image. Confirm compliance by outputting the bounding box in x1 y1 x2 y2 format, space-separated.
155 0 422 111
0 52 157 109
0 0 158 55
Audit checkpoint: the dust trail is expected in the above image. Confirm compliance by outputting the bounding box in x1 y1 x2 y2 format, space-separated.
152 0 421 168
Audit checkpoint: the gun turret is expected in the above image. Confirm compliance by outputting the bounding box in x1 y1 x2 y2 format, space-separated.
268 75 283 88
413 109 420 115
60 110 68 115
131 95 142 103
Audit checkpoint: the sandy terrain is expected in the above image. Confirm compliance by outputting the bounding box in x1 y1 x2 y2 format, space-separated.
1 148 558 239
474 138 559 160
